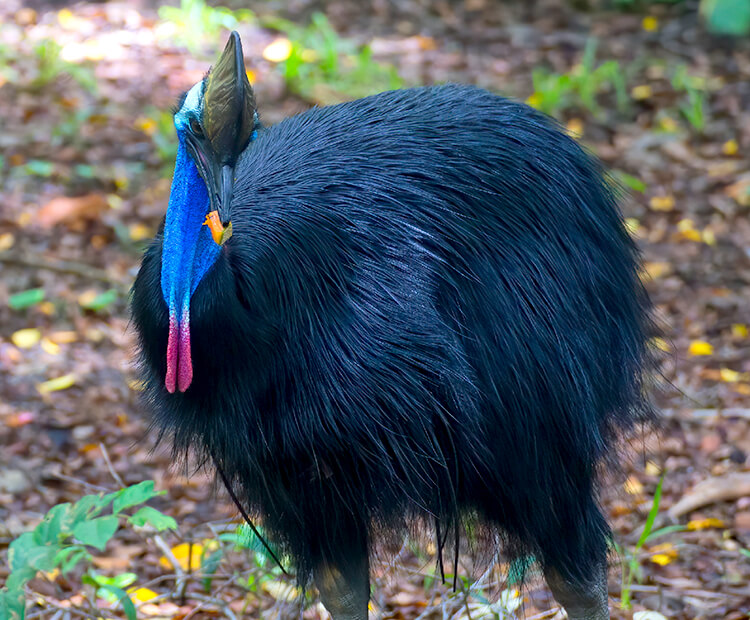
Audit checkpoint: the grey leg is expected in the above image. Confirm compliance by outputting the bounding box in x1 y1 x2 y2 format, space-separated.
544 564 609 620
314 553 370 620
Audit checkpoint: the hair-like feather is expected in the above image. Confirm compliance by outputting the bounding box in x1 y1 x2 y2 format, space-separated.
132 84 655 589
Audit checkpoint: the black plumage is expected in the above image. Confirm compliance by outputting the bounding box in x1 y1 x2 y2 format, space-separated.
132 82 654 619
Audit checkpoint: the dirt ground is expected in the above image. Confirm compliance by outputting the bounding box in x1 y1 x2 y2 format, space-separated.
0 0 749 618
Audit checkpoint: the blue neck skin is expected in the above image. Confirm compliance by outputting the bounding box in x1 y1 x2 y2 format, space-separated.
160 132 220 392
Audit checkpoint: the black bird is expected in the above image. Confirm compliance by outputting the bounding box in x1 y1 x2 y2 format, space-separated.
132 32 654 620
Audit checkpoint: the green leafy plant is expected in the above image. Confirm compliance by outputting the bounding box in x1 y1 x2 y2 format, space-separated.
617 474 687 609
266 12 404 104
671 65 708 133
701 0 750 35
31 39 97 93
529 39 628 118
158 0 255 55
0 481 176 620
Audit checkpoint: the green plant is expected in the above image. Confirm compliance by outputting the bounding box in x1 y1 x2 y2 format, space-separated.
266 12 404 104
617 474 687 609
31 39 97 93
158 0 255 55
671 65 708 132
701 0 750 35
0 481 176 620
529 39 628 118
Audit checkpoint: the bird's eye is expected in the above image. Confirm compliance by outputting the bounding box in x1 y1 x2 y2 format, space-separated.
190 118 204 137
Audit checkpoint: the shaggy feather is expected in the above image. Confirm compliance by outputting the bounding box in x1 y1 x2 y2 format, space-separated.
132 84 654 589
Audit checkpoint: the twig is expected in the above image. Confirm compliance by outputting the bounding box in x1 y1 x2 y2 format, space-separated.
0 251 129 292
46 471 111 493
186 592 239 620
26 594 109 620
153 534 188 600
99 443 126 489
182 575 239 620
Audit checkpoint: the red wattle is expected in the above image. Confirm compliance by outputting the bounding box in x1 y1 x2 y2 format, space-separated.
165 308 194 393
165 313 179 394
177 308 193 392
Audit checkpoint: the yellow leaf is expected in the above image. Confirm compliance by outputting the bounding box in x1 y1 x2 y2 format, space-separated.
688 340 713 356
49 330 78 344
38 301 55 316
734 383 750 396
649 337 671 352
262 579 300 602
300 49 318 63
158 543 203 572
624 218 641 235
263 38 292 63
701 229 716 246
526 93 541 109
731 324 748 339
676 218 695 232
679 228 702 242
649 542 678 565
624 475 643 495
0 232 15 251
40 338 61 355
631 85 652 100
719 368 741 383
642 262 671 280
77 290 98 307
687 517 724 531
129 223 153 241
246 69 256 83
134 117 157 136
45 568 60 581
722 139 739 156
649 195 675 211
645 461 661 476
128 379 146 392
58 8 74 27
642 16 659 32
11 328 42 349
37 374 76 394
565 118 584 139
128 587 159 604
658 116 679 132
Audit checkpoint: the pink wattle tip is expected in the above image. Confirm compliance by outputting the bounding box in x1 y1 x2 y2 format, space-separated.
165 314 178 393
165 309 193 393
177 308 193 392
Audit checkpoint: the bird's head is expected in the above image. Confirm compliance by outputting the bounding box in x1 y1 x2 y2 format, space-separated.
161 31 257 394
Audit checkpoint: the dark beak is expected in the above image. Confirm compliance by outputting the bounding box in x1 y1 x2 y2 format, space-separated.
185 137 234 226
219 165 233 226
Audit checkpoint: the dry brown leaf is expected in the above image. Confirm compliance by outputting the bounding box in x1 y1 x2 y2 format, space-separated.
669 472 750 518
37 194 107 228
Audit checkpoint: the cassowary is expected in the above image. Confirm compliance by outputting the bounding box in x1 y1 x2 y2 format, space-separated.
131 32 654 620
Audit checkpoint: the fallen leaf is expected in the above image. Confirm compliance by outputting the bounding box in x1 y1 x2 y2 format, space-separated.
686 517 724 531
263 38 292 62
159 543 203 572
11 328 42 349
722 139 739 156
642 16 659 31
731 324 748 339
0 232 15 251
624 475 643 495
128 587 159 604
669 472 750 518
649 195 675 211
634 611 668 620
631 85 652 100
7 411 35 428
649 542 678 565
37 194 108 228
688 340 713 356
40 338 61 355
37 374 77 394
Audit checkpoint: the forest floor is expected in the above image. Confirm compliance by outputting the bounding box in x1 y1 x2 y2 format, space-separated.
1 0 749 618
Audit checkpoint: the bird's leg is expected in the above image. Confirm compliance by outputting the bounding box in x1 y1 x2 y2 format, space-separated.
544 564 609 620
313 552 370 620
